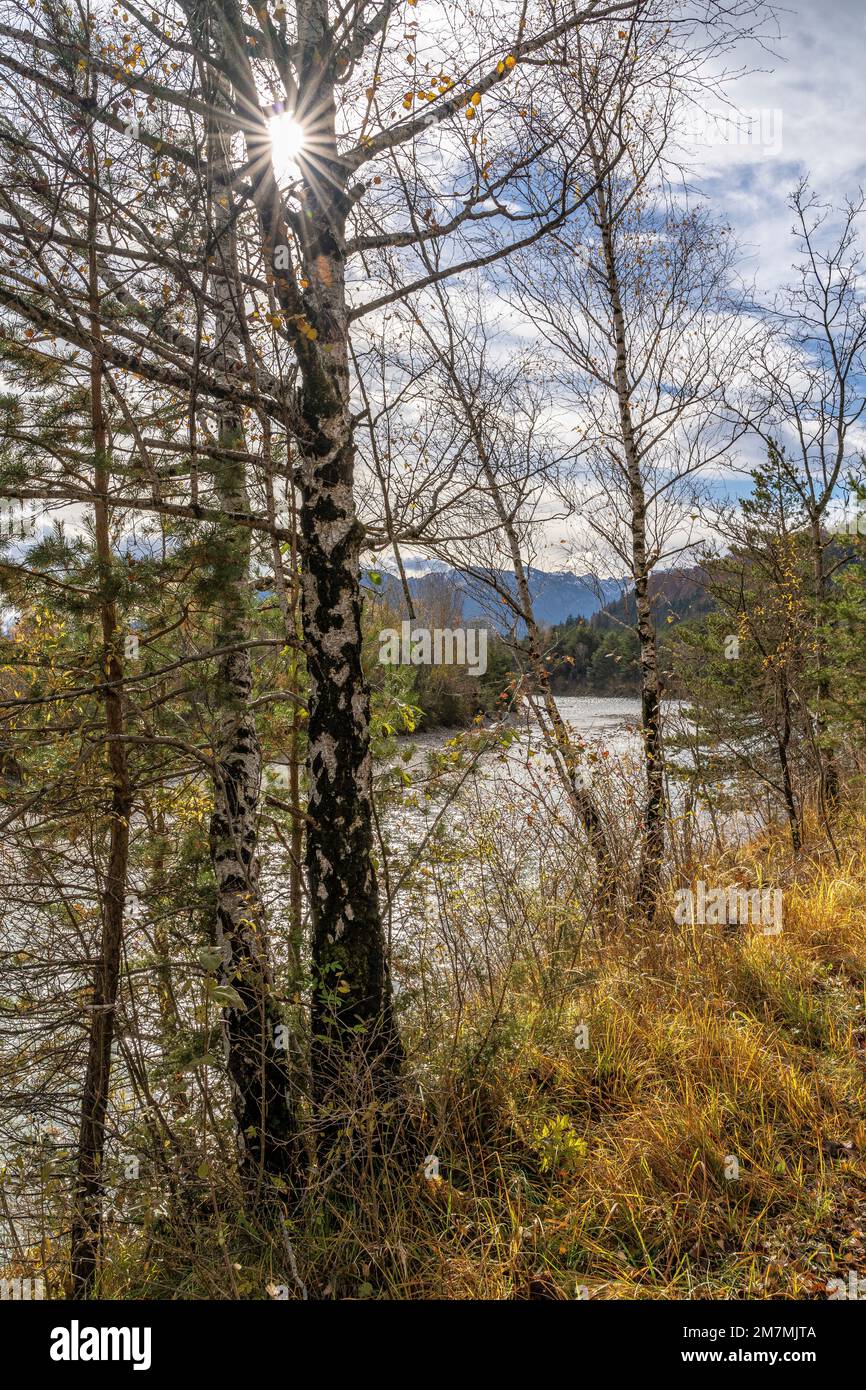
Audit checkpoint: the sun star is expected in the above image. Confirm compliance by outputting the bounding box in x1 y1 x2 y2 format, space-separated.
269 112 305 183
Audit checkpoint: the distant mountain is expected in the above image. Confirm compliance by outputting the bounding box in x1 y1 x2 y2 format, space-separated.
546 566 715 696
365 563 621 631
592 567 713 630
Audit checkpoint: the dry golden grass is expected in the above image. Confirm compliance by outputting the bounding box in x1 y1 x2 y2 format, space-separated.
98 804 866 1300
325 806 866 1300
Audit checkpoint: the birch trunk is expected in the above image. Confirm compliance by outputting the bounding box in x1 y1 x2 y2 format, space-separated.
470 435 617 921
207 0 404 1151
293 4 403 1133
204 80 304 1196
298 330 404 1118
596 181 666 922
808 515 839 810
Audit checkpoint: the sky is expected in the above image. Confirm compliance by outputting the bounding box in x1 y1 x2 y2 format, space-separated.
689 0 866 294
508 0 866 575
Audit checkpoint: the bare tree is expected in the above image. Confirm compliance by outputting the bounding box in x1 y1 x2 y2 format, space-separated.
507 25 749 918
389 287 620 919
69 99 133 1296
731 181 866 812
0 0 662 1185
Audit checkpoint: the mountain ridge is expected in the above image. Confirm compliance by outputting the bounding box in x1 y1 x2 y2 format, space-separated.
365 563 623 630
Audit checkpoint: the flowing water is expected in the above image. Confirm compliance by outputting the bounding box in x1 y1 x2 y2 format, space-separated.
377 694 761 914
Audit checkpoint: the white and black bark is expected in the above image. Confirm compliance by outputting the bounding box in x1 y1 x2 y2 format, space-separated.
207 0 404 1143
202 47 306 1197
595 176 665 920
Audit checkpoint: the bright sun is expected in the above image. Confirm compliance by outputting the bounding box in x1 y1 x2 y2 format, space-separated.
269 113 305 183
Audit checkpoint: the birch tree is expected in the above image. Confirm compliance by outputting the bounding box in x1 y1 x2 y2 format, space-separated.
387 288 620 918
0 0 658 1184
508 24 749 918
732 183 866 814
